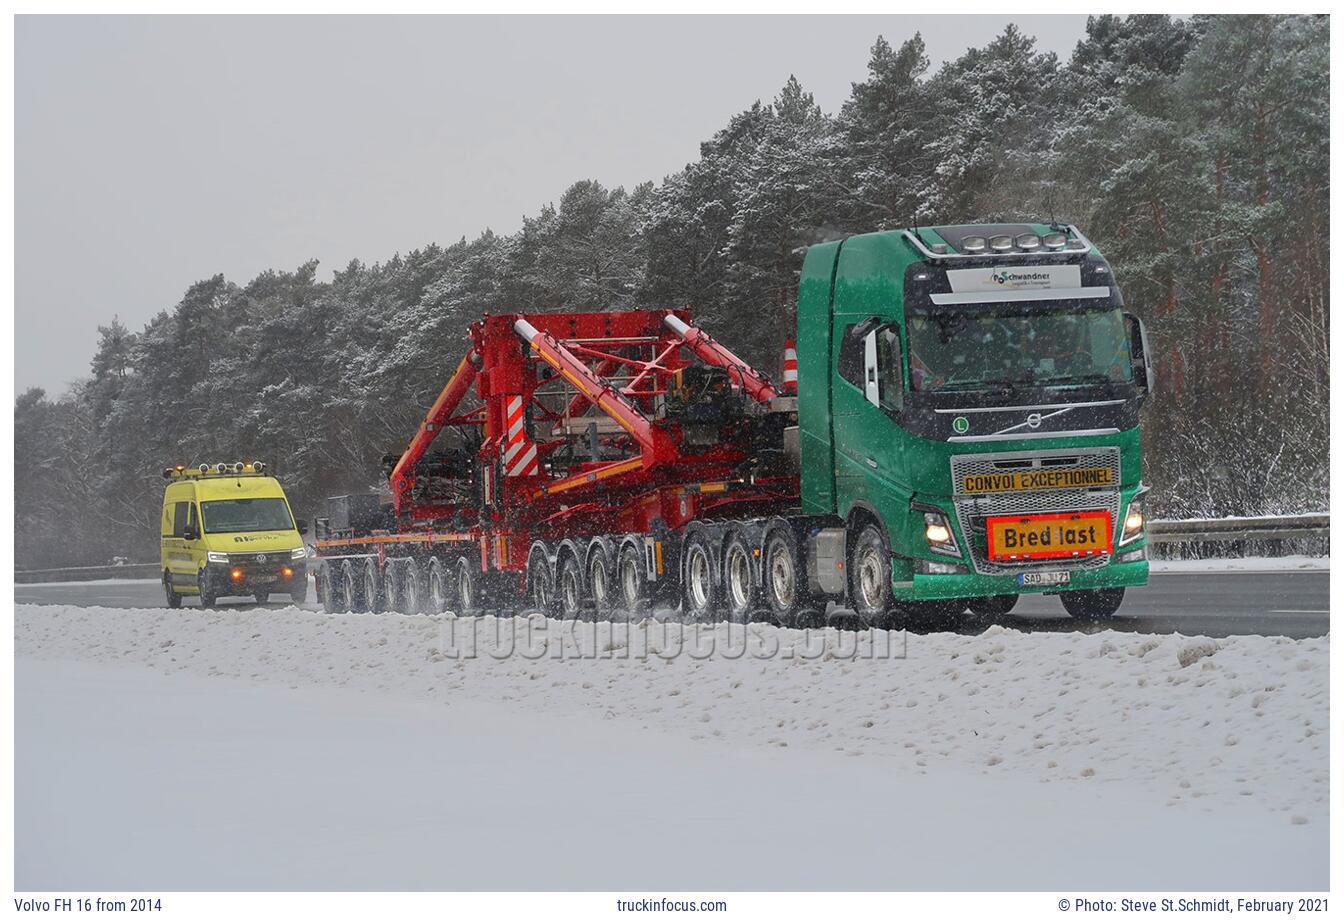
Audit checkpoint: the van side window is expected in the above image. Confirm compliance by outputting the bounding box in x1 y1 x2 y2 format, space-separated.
173 502 190 537
187 502 198 532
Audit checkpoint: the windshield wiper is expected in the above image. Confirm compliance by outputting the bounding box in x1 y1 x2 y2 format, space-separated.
1036 373 1116 388
936 377 1025 393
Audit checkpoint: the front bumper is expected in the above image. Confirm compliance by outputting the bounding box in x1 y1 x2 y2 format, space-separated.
205 561 307 596
895 556 1149 601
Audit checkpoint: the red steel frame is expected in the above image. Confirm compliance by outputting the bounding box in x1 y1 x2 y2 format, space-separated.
318 309 798 575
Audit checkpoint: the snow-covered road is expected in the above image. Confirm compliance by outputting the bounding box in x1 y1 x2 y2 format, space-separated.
15 604 1329 890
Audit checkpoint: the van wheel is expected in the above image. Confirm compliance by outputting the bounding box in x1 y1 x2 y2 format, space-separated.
165 573 182 610
198 570 217 608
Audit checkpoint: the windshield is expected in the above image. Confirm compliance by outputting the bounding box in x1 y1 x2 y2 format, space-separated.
907 302 1133 392
200 498 295 534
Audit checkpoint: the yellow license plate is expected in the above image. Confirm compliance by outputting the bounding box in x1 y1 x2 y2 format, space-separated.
962 466 1114 494
987 512 1112 561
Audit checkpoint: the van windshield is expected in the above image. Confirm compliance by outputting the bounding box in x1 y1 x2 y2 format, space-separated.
200 498 294 534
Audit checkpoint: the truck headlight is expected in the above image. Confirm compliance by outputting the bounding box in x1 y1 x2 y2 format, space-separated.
1120 499 1145 546
291 547 308 560
923 511 961 557
207 551 230 564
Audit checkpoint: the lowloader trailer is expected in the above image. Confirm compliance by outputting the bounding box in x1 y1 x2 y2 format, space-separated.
313 223 1155 625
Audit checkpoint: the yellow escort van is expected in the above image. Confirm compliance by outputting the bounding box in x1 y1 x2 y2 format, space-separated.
160 462 309 608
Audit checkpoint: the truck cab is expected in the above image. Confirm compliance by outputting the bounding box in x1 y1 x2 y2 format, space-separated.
160 462 309 608
797 223 1154 622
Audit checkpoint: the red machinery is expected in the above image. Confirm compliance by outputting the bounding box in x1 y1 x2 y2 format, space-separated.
314 309 798 617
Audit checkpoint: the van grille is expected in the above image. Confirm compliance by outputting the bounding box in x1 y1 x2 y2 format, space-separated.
949 448 1121 575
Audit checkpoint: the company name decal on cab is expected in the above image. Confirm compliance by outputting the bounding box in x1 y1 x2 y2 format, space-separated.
962 466 1115 493
947 264 1081 293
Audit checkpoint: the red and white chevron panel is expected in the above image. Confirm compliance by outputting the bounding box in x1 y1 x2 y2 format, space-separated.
782 340 798 394
502 395 539 477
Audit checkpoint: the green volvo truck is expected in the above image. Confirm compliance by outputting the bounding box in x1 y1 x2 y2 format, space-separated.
785 222 1153 622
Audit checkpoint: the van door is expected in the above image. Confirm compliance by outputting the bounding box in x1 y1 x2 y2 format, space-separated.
164 495 201 587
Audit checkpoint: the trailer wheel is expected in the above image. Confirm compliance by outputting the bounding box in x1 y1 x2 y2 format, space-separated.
848 522 892 626
681 531 718 622
617 542 649 617
397 558 426 615
427 557 451 614
343 560 367 613
1061 588 1124 621
528 548 557 617
722 531 757 624
455 557 480 616
557 553 584 620
363 558 384 614
761 527 801 624
588 545 615 621
319 563 344 614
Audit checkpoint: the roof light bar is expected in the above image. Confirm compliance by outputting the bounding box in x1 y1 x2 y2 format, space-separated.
903 225 1096 262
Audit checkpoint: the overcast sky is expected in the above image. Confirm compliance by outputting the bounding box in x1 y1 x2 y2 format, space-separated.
16 14 1090 396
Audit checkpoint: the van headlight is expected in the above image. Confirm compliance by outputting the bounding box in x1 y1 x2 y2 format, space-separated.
1120 499 1145 546
291 547 308 560
207 551 230 564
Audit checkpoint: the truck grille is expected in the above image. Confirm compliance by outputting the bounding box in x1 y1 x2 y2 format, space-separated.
949 448 1121 576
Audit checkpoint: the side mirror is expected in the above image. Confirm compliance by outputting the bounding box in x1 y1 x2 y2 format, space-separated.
1123 312 1156 396
295 519 308 536
182 526 199 542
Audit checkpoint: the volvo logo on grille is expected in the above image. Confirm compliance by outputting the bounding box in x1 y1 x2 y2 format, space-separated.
256 554 267 563
1026 413 1043 429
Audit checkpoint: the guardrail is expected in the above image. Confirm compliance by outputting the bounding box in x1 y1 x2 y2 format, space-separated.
15 563 159 584
1146 513 1329 544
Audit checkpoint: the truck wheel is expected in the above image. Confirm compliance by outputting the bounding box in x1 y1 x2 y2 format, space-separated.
398 558 426 615
363 559 384 614
528 547 557 617
557 553 584 620
165 573 182 609
1061 588 1125 621
290 575 308 605
319 563 344 614
588 545 615 621
848 523 892 626
722 531 757 624
343 560 367 613
968 594 1018 617
761 527 801 625
427 558 451 614
618 541 649 617
455 557 480 616
198 570 218 609
253 590 270 605
681 531 718 622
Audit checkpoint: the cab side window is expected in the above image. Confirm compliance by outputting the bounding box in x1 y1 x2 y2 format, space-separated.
837 318 881 391
172 501 193 537
877 327 904 412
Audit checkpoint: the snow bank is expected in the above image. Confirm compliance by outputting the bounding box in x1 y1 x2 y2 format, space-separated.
16 604 1327 821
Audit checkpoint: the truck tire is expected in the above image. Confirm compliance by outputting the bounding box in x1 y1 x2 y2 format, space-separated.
681 531 718 622
455 557 480 616
165 573 182 609
968 594 1018 617
1061 587 1125 621
363 558 384 614
528 546 558 617
587 544 615 621
848 522 892 626
556 553 584 620
761 526 801 625
343 560 367 613
198 569 218 609
320 563 344 614
618 541 649 617
722 530 757 624
427 557 451 615
398 558 427 615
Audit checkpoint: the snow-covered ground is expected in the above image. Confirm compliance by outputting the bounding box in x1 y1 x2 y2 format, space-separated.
15 604 1329 890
